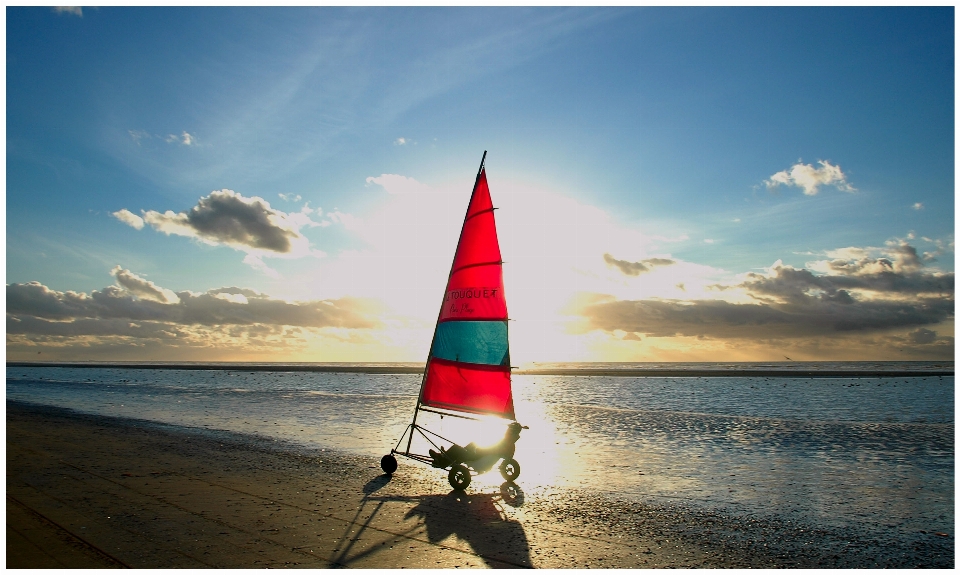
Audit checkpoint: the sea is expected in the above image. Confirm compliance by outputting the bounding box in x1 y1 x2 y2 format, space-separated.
6 361 954 541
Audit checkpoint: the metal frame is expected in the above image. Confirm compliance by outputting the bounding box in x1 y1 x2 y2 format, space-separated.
390 423 456 465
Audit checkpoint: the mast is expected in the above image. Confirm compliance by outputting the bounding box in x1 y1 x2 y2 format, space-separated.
405 151 488 454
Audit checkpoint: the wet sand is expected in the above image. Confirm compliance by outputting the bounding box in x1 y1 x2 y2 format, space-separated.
7 401 953 568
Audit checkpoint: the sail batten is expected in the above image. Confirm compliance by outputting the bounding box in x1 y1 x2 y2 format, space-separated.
418 165 515 420
450 260 503 274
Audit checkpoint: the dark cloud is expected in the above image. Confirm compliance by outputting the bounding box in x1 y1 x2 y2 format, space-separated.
111 265 179 304
121 189 315 255
575 295 953 340
575 243 953 346
909 328 938 344
603 253 676 276
7 273 381 335
208 287 263 298
743 264 953 302
823 243 925 277
174 292 379 329
7 315 185 339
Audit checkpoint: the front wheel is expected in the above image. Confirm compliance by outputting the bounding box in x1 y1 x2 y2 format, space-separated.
499 458 520 481
380 454 398 474
448 464 471 490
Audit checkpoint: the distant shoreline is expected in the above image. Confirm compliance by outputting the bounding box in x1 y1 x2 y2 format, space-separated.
7 361 953 378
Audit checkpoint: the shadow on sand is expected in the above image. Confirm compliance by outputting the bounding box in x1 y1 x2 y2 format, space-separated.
331 474 532 568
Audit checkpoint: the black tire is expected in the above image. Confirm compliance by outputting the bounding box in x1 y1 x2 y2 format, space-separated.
499 458 520 481
380 454 398 475
448 464 471 490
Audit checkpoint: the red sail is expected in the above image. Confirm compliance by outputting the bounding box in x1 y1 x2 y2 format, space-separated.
419 169 514 419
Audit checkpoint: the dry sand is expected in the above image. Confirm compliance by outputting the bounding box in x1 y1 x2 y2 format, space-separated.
7 401 952 568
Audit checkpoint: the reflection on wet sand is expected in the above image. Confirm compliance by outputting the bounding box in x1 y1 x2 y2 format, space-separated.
332 474 532 568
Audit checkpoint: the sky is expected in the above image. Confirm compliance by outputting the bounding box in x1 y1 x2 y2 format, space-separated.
6 6 955 363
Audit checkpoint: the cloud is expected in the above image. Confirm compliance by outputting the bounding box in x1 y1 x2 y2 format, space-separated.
111 208 144 230
128 129 194 146
365 174 431 195
124 190 321 267
242 253 281 279
7 274 382 337
603 253 676 276
53 7 82 17
128 130 150 145
809 241 950 288
110 266 180 304
571 240 953 346
278 193 302 202
909 328 938 344
764 160 855 196
913 202 924 210
394 137 409 145
166 131 195 145
574 289 952 340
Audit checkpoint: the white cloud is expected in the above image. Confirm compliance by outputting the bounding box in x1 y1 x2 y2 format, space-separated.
279 193 302 202
366 174 431 195
764 160 855 196
912 202 924 210
325 209 361 231
53 7 82 17
111 208 144 230
242 254 281 279
128 130 150 145
165 131 195 146
394 137 408 145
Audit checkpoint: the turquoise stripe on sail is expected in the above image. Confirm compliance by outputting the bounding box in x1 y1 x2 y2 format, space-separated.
430 320 509 366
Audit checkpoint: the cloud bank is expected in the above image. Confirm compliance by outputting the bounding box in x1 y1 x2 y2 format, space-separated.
7 268 382 360
572 240 953 358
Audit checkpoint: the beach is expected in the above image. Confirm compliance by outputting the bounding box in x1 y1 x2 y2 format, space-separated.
7 400 952 568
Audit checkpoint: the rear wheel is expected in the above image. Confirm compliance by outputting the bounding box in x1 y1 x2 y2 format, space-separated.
380 454 398 474
448 464 471 490
499 458 520 481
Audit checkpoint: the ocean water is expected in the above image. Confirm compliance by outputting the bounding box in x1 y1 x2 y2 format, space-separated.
6 362 954 538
